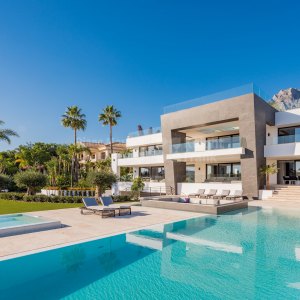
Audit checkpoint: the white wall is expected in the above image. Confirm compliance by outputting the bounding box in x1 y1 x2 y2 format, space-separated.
177 182 242 196
266 124 277 145
266 158 278 185
112 181 166 195
117 155 164 167
276 108 300 127
264 143 300 158
126 133 162 148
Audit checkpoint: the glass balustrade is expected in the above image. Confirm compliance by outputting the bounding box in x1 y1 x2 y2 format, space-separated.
172 137 241 153
139 149 163 157
127 126 161 138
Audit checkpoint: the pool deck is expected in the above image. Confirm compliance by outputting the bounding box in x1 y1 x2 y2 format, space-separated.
1 200 300 260
0 206 203 260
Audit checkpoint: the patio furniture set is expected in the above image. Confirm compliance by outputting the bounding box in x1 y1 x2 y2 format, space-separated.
81 196 131 218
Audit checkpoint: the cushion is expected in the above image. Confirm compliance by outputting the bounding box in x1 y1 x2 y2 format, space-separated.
179 197 190 203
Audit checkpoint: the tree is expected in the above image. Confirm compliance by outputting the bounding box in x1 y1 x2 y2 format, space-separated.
61 106 87 145
0 120 18 144
15 143 58 171
260 163 278 190
0 173 11 190
95 157 111 172
87 170 117 197
14 171 47 195
98 105 121 156
131 177 145 200
61 107 87 186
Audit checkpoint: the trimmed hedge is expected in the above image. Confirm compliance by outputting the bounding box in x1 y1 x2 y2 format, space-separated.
23 195 82 203
0 193 82 203
0 193 133 204
112 195 132 202
0 192 25 200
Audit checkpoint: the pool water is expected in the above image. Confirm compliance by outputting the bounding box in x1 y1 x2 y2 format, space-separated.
0 214 50 228
1 207 300 299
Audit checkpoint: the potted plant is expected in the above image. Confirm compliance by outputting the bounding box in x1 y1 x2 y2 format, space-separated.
260 163 279 190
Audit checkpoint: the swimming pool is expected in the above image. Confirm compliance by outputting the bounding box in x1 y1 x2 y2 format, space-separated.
0 214 61 237
1 207 300 299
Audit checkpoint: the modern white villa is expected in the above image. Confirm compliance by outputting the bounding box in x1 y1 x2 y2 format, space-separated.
112 84 300 200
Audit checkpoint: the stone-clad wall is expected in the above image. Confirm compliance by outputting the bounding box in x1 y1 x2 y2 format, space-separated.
161 93 276 199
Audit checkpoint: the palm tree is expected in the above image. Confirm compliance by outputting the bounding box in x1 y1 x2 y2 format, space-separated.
61 106 87 186
0 120 18 144
98 105 121 156
61 106 87 145
260 163 278 190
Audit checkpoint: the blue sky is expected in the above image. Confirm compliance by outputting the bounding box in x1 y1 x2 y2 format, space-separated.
0 0 300 150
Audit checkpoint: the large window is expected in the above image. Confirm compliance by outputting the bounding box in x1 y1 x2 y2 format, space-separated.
278 126 300 144
186 165 195 183
206 163 241 181
139 145 163 156
139 166 165 181
206 134 240 150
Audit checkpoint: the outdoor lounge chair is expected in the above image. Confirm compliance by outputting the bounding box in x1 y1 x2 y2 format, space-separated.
188 189 205 198
81 197 116 218
225 190 243 201
199 189 217 199
212 190 230 199
100 196 131 216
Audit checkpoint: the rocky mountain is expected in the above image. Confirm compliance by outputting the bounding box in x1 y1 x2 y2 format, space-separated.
270 88 300 111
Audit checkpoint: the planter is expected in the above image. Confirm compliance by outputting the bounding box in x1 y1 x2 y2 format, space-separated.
259 190 274 200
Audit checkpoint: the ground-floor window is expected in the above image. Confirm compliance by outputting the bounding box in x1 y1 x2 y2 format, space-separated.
186 165 195 183
139 166 165 181
206 163 241 181
277 160 300 183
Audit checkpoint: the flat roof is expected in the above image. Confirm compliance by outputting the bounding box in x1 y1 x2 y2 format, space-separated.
163 83 270 114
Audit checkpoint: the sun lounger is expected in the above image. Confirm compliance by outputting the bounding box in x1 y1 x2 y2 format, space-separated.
202 189 217 199
188 189 205 198
81 198 116 218
225 190 243 201
100 196 131 216
212 190 230 199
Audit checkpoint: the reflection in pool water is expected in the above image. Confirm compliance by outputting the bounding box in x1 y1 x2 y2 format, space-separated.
1 207 300 299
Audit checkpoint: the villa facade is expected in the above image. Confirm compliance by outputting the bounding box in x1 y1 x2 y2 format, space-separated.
79 141 126 165
112 85 300 199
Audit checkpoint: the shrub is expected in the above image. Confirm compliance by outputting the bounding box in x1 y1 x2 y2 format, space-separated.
131 177 145 200
14 171 47 195
22 195 82 203
112 195 132 202
0 192 25 200
0 173 12 190
56 175 71 189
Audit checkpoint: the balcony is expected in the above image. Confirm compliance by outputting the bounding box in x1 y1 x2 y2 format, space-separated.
167 137 245 161
117 151 164 167
265 135 300 159
126 127 162 148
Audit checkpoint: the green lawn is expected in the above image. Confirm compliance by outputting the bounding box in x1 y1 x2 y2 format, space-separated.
0 199 82 215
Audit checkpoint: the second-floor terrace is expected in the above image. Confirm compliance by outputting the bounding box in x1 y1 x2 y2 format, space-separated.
126 126 162 148
116 144 164 167
166 121 245 161
265 123 300 159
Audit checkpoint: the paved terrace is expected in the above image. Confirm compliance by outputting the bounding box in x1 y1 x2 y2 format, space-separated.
2 200 300 260
0 206 203 260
